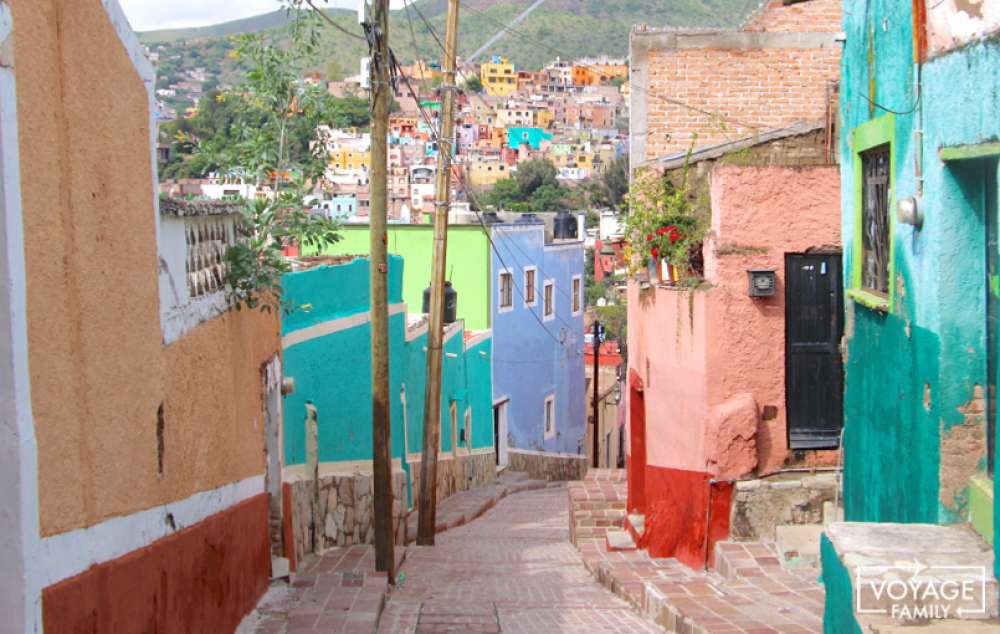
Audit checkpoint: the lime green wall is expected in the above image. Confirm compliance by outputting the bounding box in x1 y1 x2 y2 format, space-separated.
316 225 492 331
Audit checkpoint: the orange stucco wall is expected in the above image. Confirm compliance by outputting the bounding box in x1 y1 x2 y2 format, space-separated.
11 0 279 536
627 165 840 479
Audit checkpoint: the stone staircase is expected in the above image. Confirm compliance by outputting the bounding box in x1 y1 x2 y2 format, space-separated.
568 469 825 633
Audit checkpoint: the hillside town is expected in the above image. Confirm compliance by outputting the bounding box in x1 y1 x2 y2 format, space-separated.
3 0 1000 633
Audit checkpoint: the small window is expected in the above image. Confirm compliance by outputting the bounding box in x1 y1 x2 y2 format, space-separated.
499 270 513 311
860 145 890 295
524 267 537 306
544 394 556 439
543 280 554 321
572 275 582 314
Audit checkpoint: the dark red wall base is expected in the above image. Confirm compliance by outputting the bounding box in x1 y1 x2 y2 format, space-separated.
638 465 733 569
43 493 270 633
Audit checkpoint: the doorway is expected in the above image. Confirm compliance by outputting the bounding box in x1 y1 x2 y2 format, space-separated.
492 399 509 468
785 253 845 449
261 356 284 558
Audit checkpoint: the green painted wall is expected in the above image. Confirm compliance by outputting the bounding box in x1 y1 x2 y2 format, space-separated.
820 535 863 634
839 0 998 529
313 224 492 330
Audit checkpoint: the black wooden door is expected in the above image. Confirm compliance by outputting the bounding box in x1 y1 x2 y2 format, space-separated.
785 253 844 449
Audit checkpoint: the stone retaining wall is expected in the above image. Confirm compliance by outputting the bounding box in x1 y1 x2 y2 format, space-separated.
286 469 408 566
407 451 497 508
729 471 840 541
508 450 589 482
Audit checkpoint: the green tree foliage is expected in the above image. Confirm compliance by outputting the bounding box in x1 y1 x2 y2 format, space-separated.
463 74 483 93
483 159 571 212
590 156 629 209
185 12 342 312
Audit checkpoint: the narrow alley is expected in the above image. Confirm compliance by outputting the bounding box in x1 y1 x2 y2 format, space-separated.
245 482 662 634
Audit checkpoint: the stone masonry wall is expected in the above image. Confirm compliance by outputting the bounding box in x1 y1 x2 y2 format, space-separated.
729 472 839 541
287 470 408 566
508 450 589 482
407 452 497 509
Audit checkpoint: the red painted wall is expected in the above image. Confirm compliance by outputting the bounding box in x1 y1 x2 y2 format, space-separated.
42 494 270 633
627 369 646 513
639 465 733 568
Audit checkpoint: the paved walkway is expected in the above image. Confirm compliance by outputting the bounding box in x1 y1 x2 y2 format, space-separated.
379 485 662 634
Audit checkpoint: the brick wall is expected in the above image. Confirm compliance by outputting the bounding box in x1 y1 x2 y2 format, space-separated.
743 0 842 33
642 46 839 158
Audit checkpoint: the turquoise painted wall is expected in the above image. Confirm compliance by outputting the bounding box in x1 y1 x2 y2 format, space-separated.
280 256 494 505
837 0 1000 616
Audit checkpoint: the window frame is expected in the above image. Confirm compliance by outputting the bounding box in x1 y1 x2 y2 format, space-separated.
849 113 896 313
543 279 555 322
498 268 514 313
543 393 556 440
524 266 538 307
572 274 583 315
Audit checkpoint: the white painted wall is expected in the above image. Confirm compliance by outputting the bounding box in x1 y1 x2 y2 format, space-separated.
0 4 38 630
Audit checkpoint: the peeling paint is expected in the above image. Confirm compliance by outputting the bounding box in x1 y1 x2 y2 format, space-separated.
939 385 987 516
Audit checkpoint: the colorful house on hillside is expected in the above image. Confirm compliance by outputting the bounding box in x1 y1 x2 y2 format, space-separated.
820 2 1000 630
480 56 517 97
626 0 843 569
1 3 282 631
319 216 588 480
507 127 554 153
279 257 494 565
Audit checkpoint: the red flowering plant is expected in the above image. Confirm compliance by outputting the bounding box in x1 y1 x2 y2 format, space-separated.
623 160 705 281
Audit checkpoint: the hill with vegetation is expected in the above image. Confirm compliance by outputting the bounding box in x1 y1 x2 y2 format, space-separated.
144 0 754 96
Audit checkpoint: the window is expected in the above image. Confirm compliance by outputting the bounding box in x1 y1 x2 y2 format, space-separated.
524 267 537 306
572 275 582 315
543 280 555 321
860 145 890 295
544 394 556 439
499 270 513 312
849 114 895 311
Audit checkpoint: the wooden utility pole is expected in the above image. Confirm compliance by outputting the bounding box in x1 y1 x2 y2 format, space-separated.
417 0 461 545
367 0 395 577
592 321 601 468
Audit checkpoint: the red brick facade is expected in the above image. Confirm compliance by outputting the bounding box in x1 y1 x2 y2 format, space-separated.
743 0 842 33
643 47 839 157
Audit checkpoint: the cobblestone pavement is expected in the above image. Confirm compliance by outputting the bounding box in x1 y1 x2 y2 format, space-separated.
378 485 663 634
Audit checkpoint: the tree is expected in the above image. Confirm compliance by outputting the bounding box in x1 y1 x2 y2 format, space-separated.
463 74 483 93
592 156 629 209
192 12 342 312
515 159 559 197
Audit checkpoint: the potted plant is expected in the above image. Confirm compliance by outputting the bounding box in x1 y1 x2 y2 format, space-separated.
623 160 705 286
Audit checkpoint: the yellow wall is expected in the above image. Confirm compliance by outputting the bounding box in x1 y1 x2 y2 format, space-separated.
330 148 370 170
467 161 511 188
12 0 280 536
480 58 517 97
534 109 554 129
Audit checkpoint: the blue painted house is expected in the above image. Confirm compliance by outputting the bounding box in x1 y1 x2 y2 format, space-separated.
821 2 1000 630
279 256 495 562
489 216 588 478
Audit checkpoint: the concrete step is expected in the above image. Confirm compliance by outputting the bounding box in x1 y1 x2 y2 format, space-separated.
775 523 825 567
625 513 645 545
605 529 638 552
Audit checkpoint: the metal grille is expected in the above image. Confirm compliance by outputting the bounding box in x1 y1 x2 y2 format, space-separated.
186 217 233 299
861 145 890 294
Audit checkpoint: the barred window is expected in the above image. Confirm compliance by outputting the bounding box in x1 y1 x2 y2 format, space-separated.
861 145 890 295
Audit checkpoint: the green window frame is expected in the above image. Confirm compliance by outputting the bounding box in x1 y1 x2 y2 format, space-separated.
848 113 896 312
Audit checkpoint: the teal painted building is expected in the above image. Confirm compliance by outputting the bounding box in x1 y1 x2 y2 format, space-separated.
507 127 553 152
822 1 1000 629
280 256 494 507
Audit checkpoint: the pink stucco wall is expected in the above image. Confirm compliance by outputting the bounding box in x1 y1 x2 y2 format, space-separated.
628 165 841 478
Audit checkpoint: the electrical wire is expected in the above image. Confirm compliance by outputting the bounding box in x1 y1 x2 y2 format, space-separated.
301 0 368 42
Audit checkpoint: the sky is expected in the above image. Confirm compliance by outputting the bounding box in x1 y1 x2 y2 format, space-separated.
118 0 409 32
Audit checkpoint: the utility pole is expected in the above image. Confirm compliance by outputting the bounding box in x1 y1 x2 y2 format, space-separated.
417 0 461 545
591 320 601 468
366 0 395 577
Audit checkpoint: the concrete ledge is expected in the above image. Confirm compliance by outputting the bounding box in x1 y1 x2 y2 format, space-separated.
822 522 998 630
508 449 589 482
